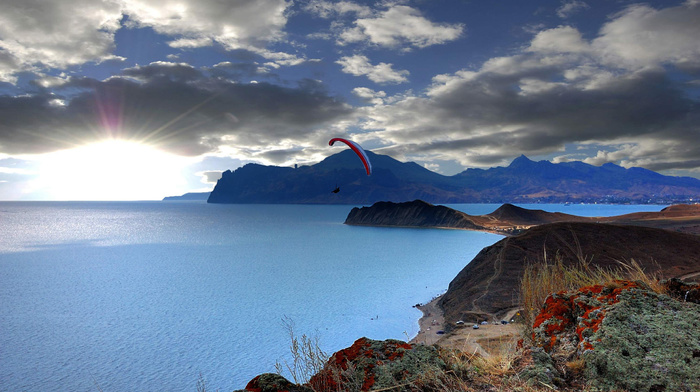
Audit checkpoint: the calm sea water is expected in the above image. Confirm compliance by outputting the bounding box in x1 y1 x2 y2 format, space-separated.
0 202 665 391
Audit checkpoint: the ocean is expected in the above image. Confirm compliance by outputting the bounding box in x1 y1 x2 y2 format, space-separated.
0 201 664 391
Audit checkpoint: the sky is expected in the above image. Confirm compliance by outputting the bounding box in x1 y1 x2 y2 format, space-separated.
1 0 699 200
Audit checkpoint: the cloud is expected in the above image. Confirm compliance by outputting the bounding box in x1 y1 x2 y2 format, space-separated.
352 87 386 105
337 55 409 84
0 0 300 82
528 26 590 54
337 5 464 50
200 171 223 183
592 2 700 70
0 0 123 82
121 0 290 49
556 0 589 19
303 0 372 18
352 2 700 174
0 62 353 162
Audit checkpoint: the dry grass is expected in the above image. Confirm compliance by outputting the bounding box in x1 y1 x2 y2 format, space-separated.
275 316 329 385
520 239 664 343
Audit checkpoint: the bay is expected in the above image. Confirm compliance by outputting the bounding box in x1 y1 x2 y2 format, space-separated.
0 201 664 391
1 202 500 391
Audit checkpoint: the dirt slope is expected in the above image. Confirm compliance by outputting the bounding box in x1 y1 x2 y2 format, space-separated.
438 222 700 326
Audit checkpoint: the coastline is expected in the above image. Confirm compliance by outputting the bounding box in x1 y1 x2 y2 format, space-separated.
410 296 446 346
410 295 521 357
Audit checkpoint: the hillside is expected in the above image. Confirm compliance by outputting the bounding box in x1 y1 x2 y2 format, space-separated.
206 151 700 204
437 222 700 325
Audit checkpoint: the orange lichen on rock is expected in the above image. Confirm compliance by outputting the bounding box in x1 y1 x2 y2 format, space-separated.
308 338 415 392
533 280 645 354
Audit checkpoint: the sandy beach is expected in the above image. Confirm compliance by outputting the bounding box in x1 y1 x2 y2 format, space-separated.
411 296 521 357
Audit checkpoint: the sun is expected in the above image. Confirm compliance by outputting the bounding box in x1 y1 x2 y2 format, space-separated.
35 140 191 201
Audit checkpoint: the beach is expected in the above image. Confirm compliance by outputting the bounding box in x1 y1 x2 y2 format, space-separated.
411 296 521 357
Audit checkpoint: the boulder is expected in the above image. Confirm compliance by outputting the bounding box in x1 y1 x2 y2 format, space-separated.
241 373 312 392
523 280 700 391
308 337 446 392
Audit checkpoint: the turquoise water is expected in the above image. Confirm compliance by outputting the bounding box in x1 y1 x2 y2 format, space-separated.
0 202 665 391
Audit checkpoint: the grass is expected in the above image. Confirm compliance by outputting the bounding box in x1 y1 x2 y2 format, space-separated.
519 245 663 342
275 316 329 385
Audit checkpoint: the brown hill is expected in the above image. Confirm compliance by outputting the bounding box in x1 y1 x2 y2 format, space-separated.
484 203 586 225
438 222 700 326
597 203 700 234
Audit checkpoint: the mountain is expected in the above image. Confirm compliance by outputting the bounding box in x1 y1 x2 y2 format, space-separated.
207 151 700 204
208 150 463 204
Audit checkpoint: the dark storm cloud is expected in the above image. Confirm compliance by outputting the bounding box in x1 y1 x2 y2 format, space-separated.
368 61 699 170
0 63 353 156
431 67 693 145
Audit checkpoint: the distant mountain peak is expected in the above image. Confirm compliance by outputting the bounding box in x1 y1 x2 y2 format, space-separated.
508 154 534 167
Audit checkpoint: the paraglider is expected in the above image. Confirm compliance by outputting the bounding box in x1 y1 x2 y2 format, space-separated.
328 138 372 175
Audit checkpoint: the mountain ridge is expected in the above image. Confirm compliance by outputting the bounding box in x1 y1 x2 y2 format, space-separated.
199 151 700 204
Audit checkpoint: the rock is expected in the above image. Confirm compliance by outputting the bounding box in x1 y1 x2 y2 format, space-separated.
662 277 700 304
308 337 446 392
241 373 312 392
523 280 700 391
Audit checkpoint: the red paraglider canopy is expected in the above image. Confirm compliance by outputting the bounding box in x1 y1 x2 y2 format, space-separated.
328 138 372 176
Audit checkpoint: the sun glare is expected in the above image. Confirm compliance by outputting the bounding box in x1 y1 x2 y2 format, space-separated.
35 140 191 200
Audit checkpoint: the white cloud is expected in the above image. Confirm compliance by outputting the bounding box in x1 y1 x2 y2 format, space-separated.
556 0 589 19
337 55 409 84
0 0 123 81
528 26 590 54
592 3 700 69
168 37 214 49
338 5 464 49
352 87 386 105
122 0 291 50
303 0 372 18
0 0 301 82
